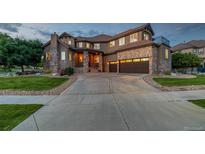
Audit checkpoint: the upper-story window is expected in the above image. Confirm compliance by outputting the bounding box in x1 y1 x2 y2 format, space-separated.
143 32 150 41
86 42 90 48
165 49 169 60
94 43 100 50
61 51 66 60
109 41 115 47
78 42 83 48
119 37 125 46
68 40 72 45
130 33 138 43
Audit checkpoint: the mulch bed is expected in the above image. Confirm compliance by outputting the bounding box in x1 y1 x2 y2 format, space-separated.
143 75 205 91
0 75 77 96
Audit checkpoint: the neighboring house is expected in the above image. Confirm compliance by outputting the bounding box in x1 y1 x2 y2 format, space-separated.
171 40 205 67
43 23 171 74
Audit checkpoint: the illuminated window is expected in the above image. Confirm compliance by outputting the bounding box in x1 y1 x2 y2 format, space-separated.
109 41 115 47
130 33 138 43
69 52 72 61
94 55 99 63
119 37 125 46
94 43 100 50
143 32 150 41
68 40 72 45
110 61 118 64
79 54 83 62
141 58 149 61
61 51 66 60
86 43 90 48
133 59 140 62
120 60 126 63
79 42 83 48
46 52 52 61
165 49 169 60
125 59 132 63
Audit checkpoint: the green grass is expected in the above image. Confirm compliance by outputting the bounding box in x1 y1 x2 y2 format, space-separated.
0 76 68 91
189 99 205 108
0 104 43 131
153 75 205 87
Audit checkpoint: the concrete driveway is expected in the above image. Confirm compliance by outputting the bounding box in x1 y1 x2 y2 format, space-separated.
13 73 205 131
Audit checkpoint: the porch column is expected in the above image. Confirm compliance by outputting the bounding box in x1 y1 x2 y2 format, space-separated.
83 51 89 73
99 53 103 72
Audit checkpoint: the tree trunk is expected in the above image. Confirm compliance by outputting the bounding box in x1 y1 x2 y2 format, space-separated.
21 65 24 72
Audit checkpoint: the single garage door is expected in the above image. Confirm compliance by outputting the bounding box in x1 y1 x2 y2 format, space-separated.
109 61 117 72
119 58 149 73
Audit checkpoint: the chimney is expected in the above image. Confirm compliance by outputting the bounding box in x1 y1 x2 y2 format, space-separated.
50 32 59 74
50 32 58 50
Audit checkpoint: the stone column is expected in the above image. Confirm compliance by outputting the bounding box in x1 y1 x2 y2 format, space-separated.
99 53 103 72
83 51 89 73
117 61 119 73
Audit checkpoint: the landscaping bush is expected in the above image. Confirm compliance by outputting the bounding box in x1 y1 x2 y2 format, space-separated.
164 71 171 75
44 69 52 74
60 67 74 76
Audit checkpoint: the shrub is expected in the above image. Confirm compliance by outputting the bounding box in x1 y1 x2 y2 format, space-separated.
61 67 74 76
44 69 52 74
164 71 171 75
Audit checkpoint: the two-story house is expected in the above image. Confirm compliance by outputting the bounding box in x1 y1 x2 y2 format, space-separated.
43 24 171 74
171 40 205 67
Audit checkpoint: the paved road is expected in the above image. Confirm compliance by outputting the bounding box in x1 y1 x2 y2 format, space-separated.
13 73 205 131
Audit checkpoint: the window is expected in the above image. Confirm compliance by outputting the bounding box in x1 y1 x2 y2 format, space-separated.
69 52 72 61
141 58 149 61
119 37 125 46
94 43 100 50
143 32 150 41
68 40 72 45
198 48 204 55
86 42 90 48
46 52 52 61
165 49 169 60
79 42 83 48
130 33 138 43
133 58 140 62
109 41 115 47
79 54 83 62
61 51 66 60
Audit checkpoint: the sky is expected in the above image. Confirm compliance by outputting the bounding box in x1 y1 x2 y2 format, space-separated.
0 23 205 46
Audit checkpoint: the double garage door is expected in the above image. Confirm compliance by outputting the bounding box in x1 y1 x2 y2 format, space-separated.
109 58 149 74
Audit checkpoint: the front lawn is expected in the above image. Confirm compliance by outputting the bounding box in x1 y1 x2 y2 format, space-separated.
0 76 68 91
189 99 205 108
0 104 43 131
153 75 205 87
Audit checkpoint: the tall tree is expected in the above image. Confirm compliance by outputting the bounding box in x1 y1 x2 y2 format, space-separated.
11 38 43 72
0 33 14 70
172 52 202 72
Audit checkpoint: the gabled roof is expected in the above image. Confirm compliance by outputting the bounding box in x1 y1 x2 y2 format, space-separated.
111 23 154 40
171 40 205 51
43 24 155 48
59 32 73 38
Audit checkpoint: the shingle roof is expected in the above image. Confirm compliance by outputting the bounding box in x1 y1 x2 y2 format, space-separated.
171 40 205 51
69 23 153 43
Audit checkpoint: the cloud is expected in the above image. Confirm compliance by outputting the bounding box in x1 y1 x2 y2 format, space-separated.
0 23 22 32
70 30 100 37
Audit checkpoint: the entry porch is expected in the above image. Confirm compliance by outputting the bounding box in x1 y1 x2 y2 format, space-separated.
74 50 103 73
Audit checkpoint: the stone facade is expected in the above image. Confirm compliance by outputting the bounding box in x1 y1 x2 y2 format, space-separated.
43 24 171 75
83 51 89 73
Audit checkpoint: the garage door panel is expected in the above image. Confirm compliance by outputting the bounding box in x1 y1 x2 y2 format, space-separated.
119 59 149 73
109 63 117 72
